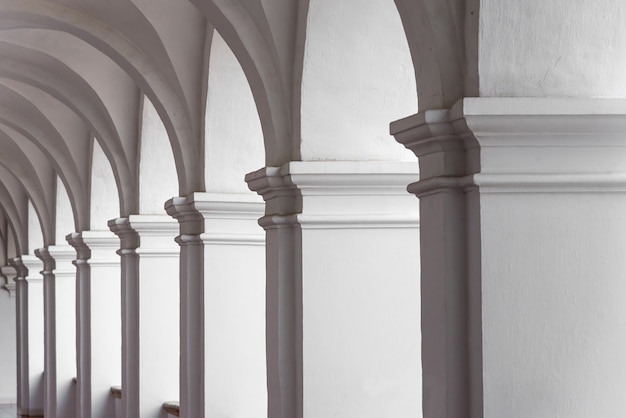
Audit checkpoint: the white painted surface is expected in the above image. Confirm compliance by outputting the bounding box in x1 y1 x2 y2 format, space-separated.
91 140 120 227
205 33 265 194
300 0 417 161
0 280 16 403
55 177 74 245
479 0 626 98
28 202 43 253
139 97 178 214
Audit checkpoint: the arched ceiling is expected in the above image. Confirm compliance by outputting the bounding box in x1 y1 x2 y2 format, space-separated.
0 0 420 257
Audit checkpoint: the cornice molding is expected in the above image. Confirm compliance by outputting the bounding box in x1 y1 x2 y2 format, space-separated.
110 215 178 256
35 246 76 277
14 255 44 281
248 161 420 230
166 193 264 242
67 231 120 266
392 97 626 194
108 217 140 251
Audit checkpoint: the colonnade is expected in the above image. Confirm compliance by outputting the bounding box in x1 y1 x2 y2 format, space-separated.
6 163 422 418
3 1 626 418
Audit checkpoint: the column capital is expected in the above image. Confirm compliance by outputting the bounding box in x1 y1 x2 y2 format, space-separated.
1 265 16 297
246 161 419 230
12 255 44 282
392 97 626 194
67 231 119 266
165 193 264 246
35 246 76 277
109 215 178 256
108 217 140 251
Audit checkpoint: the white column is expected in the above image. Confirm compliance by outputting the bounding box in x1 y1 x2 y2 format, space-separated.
166 193 266 418
12 256 45 417
391 98 626 418
36 246 77 418
109 216 179 418
67 231 121 418
246 161 421 418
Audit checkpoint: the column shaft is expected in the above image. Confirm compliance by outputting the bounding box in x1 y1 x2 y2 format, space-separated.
68 231 121 418
37 246 77 418
167 193 266 418
109 216 179 418
391 97 626 418
247 161 422 418
12 256 45 417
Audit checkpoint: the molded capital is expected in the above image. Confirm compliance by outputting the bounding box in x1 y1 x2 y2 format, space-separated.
35 246 76 277
166 193 265 246
1 265 17 297
247 161 419 230
110 215 178 256
392 97 626 194
67 231 119 266
108 217 140 251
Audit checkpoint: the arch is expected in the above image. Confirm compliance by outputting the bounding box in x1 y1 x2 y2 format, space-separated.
189 0 293 165
393 0 473 110
297 0 418 161
0 0 205 194
0 40 138 215
0 128 55 246
0 172 29 255
0 83 89 231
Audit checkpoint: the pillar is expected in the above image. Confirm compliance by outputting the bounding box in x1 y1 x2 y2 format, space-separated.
67 231 121 418
12 256 45 417
108 216 179 418
165 193 266 418
246 161 421 418
391 97 626 418
36 246 78 418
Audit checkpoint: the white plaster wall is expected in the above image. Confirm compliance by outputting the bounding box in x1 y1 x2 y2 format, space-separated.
55 177 74 243
0 285 16 403
139 97 178 213
302 228 421 417
480 193 626 417
479 0 626 98
90 140 120 228
27 201 43 253
300 0 417 161
204 244 266 417
205 32 265 193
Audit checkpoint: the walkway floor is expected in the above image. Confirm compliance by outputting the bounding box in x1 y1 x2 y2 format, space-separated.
0 404 16 418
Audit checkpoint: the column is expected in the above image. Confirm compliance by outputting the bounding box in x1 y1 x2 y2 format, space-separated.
108 216 179 418
165 193 266 418
391 98 626 418
67 231 121 418
12 256 44 417
36 246 78 418
246 161 421 418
